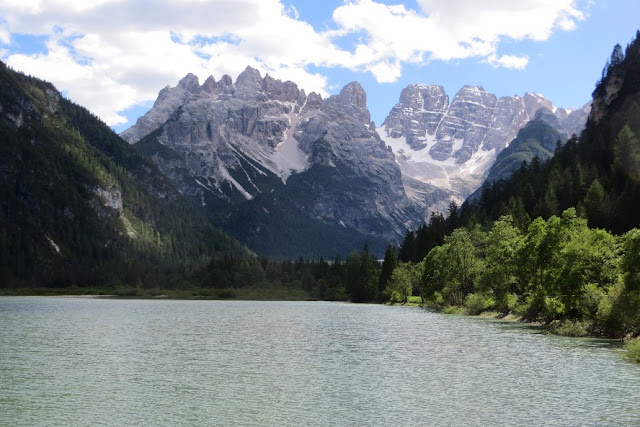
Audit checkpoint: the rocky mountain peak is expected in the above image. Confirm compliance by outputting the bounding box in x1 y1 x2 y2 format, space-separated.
533 107 561 129
323 81 370 124
523 92 554 118
339 81 367 108
234 66 264 100
378 83 590 215
123 67 426 257
263 73 304 104
176 73 200 92
236 66 262 87
399 84 448 111
218 74 233 88
200 75 217 95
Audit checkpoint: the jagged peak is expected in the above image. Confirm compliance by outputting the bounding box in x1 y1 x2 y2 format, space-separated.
397 84 448 110
339 81 367 108
401 84 446 97
200 75 217 94
218 74 233 87
236 66 263 87
412 83 445 90
177 73 200 92
459 85 487 94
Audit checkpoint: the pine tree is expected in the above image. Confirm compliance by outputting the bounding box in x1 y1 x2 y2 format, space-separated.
378 244 398 294
584 179 607 229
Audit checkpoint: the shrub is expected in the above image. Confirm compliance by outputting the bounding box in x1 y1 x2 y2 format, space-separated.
464 292 495 315
515 292 545 320
443 305 465 315
624 337 640 364
547 319 590 337
505 293 519 312
542 297 566 323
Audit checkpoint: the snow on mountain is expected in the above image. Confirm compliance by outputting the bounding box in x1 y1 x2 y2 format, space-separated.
378 84 590 210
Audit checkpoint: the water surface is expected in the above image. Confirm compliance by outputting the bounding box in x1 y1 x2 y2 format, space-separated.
1 297 638 426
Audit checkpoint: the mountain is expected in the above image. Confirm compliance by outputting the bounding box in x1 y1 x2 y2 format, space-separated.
458 32 640 234
0 61 249 287
483 109 566 185
377 84 589 209
124 67 425 258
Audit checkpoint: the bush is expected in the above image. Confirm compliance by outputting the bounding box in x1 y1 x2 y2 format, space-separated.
547 319 590 337
443 305 465 315
505 293 519 312
543 297 566 323
624 337 640 363
464 292 495 315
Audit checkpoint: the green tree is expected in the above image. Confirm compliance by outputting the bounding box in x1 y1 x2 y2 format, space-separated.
621 228 640 291
345 246 379 302
553 209 619 319
478 216 523 312
378 244 398 295
614 125 640 181
421 245 448 303
584 179 608 229
438 228 484 306
387 261 425 303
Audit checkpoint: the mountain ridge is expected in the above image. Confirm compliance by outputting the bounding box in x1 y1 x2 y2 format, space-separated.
125 67 424 258
377 83 589 209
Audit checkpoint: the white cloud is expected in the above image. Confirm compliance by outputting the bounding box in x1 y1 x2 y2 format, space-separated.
0 0 587 126
331 0 585 81
487 54 529 70
0 24 10 45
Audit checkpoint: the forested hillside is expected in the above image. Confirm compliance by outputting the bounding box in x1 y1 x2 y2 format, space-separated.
459 33 640 233
0 62 249 288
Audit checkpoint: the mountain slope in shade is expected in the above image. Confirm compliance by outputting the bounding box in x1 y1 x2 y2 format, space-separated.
0 61 249 287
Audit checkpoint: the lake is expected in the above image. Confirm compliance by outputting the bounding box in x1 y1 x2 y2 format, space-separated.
1 297 639 426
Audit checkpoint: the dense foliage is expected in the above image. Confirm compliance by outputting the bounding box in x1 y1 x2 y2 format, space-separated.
193 244 389 302
389 210 640 338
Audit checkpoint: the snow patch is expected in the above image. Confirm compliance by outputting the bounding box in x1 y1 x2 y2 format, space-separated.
459 147 496 176
195 178 214 192
218 165 253 200
378 125 456 167
46 235 61 254
272 105 309 181
451 137 464 154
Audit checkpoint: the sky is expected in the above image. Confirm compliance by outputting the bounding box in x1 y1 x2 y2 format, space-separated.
1 0 639 134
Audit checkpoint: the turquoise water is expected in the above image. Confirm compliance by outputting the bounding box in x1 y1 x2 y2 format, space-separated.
1 297 639 426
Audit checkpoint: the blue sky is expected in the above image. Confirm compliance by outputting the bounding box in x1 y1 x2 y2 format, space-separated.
1 0 638 133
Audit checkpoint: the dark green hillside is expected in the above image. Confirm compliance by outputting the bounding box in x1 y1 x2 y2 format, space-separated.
480 116 565 188
0 62 249 288
459 31 640 233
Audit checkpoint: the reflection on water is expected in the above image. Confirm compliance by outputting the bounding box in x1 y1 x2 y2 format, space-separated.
1 297 639 426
